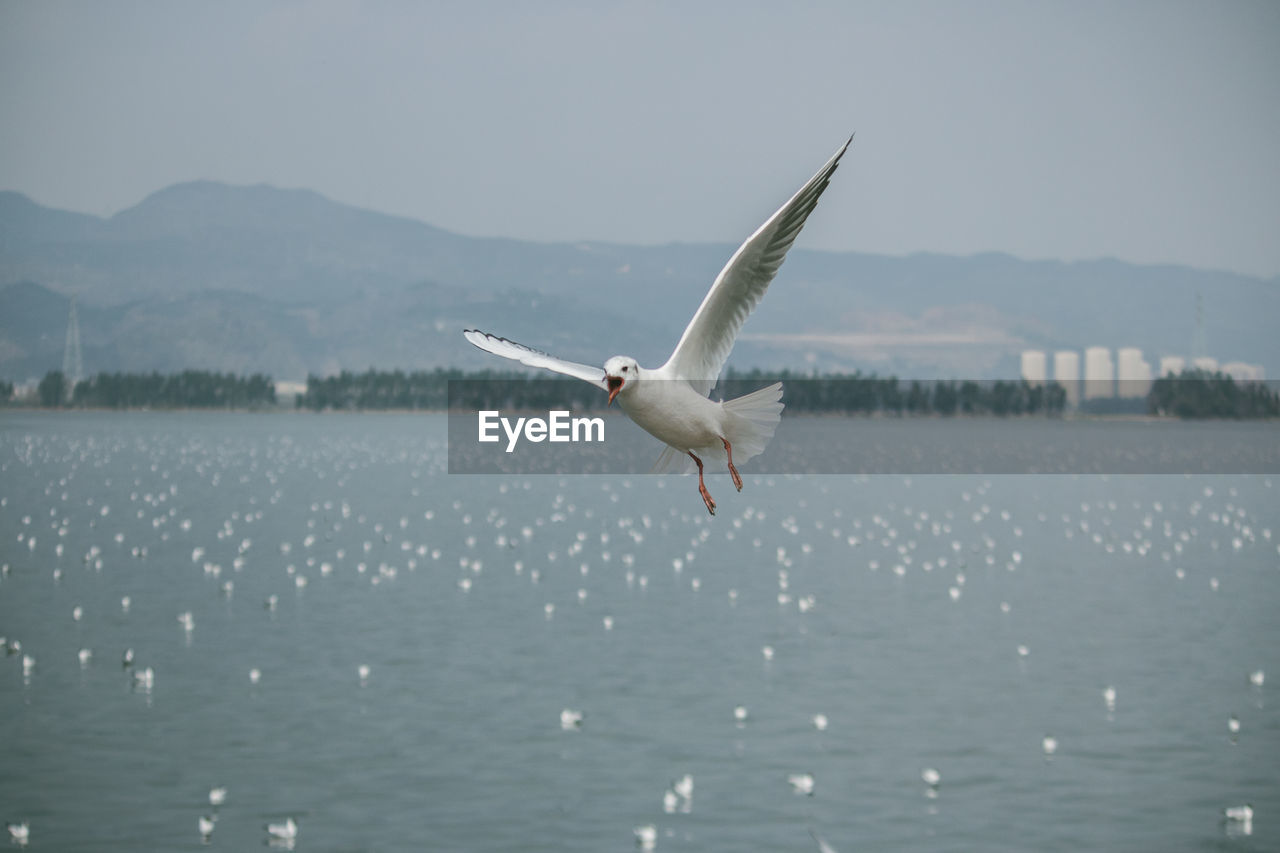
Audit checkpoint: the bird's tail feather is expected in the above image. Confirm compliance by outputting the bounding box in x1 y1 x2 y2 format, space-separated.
721 381 784 463
649 382 784 474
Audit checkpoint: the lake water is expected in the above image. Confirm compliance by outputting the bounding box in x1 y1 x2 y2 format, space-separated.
1 412 1277 852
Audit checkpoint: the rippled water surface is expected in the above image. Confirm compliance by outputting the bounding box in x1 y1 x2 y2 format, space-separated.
1 412 1277 851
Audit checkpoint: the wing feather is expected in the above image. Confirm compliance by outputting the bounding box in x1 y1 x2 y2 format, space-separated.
660 136 852 396
463 329 607 390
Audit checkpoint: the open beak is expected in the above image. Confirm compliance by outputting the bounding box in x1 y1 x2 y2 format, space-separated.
607 375 624 406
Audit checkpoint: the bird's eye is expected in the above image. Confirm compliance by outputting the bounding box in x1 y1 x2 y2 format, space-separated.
622 366 629 372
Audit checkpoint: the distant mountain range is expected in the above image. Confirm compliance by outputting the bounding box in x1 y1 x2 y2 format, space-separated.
2 181 1277 382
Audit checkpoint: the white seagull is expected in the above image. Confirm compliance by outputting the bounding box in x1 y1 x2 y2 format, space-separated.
6 821 29 847
266 817 298 842
464 136 851 514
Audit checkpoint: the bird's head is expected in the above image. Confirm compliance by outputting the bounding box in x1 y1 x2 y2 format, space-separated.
603 356 639 406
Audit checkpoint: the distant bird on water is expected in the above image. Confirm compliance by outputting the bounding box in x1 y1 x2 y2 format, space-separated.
6 821 29 847
464 136 852 514
788 772 816 795
266 816 298 842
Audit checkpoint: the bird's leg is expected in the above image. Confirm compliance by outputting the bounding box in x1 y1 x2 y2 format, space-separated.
688 451 715 515
721 437 743 492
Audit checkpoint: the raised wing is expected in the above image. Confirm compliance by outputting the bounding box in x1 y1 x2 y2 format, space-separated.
660 136 851 396
463 329 608 390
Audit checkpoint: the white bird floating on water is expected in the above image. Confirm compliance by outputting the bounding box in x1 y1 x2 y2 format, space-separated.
733 704 749 723
1042 734 1058 756
6 821 29 847
209 786 227 806
788 773 816 796
266 816 298 843
198 814 216 838
560 708 584 730
464 137 851 514
357 664 371 684
921 767 941 787
634 823 657 850
1224 804 1253 822
1224 804 1254 836
812 713 829 731
673 774 694 801
1249 669 1265 687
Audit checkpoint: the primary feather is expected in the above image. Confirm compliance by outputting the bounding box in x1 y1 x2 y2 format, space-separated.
659 136 851 395
462 330 607 390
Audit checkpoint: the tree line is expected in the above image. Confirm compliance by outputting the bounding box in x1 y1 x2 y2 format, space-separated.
26 370 276 409
296 367 1072 416
8 366 1275 419
1148 369 1280 418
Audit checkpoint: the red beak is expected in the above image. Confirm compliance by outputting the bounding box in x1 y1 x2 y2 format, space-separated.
607 376 623 406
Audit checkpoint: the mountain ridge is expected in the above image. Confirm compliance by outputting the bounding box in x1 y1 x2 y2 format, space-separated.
2 181 1276 382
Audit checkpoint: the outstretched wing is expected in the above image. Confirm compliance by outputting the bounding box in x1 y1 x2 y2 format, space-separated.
463 329 608 390
660 136 851 396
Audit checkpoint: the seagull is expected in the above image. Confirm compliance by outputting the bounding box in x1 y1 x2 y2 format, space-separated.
133 666 155 690
1224 804 1253 822
266 817 298 841
6 821 29 847
198 814 216 838
788 772 816 796
208 787 227 807
673 774 694 800
634 824 657 849
464 136 852 514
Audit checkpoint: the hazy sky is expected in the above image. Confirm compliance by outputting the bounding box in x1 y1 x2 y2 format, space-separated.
2 1 1277 277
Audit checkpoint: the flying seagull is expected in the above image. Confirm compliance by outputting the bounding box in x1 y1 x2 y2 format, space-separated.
464 136 851 514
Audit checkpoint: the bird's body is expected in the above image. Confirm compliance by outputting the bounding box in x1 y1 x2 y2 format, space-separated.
464 136 851 514
614 370 721 452
1225 804 1253 821
266 817 298 841
789 772 816 795
6 822 29 846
